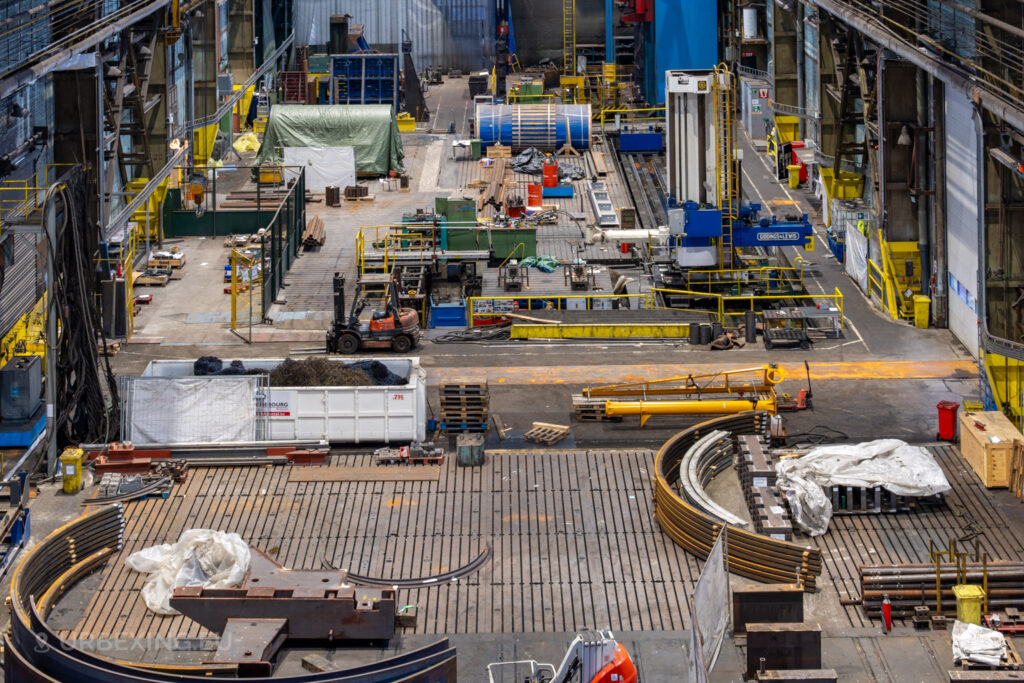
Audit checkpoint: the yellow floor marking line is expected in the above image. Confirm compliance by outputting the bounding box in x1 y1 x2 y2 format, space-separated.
427 360 977 385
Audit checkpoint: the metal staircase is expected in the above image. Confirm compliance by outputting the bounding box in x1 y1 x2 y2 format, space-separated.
562 0 575 75
713 65 737 268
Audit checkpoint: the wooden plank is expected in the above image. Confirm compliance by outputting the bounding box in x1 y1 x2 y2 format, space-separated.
287 466 441 482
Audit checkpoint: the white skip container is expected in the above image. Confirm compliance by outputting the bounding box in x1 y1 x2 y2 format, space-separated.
141 357 427 444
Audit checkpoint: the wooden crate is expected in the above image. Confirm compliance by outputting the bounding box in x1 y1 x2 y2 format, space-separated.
959 411 1022 488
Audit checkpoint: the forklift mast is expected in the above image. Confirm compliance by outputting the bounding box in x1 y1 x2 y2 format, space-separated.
332 272 348 325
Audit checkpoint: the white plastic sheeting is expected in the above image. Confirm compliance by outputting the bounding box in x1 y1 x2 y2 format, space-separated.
775 439 951 536
126 529 252 615
126 377 259 445
283 146 355 192
953 620 1006 666
845 225 869 294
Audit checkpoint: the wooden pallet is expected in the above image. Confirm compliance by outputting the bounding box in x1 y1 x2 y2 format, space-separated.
345 194 375 202
523 422 571 445
440 396 489 407
571 395 622 422
440 383 488 396
960 640 1023 670
133 272 169 287
486 144 512 158
147 255 186 269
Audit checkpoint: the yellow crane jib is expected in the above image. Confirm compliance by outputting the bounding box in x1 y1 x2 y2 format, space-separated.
585 365 784 427
604 396 777 426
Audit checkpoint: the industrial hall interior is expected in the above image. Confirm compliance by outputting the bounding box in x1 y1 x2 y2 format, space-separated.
8 0 1024 681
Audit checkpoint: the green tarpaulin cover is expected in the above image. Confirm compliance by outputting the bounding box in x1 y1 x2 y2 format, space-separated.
256 104 404 175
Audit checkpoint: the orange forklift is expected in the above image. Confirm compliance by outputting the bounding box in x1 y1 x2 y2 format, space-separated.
326 273 421 354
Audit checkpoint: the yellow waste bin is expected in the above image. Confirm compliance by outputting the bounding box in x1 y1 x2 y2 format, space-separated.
60 447 83 494
953 584 985 625
787 164 802 189
912 294 930 329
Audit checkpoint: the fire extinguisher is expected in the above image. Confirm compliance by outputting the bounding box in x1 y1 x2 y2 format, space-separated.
882 593 892 633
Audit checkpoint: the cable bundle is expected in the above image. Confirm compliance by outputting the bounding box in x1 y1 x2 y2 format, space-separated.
48 168 120 448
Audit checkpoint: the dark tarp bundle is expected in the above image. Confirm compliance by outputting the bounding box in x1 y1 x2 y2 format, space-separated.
510 147 585 180
256 104 405 175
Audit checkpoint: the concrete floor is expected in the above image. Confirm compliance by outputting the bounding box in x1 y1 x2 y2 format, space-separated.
2 77 999 681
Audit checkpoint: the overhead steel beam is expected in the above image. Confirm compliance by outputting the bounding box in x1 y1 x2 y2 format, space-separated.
806 0 1024 134
0 0 171 100
104 33 294 240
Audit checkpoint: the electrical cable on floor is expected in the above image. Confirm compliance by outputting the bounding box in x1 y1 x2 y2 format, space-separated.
432 323 512 343
784 424 849 446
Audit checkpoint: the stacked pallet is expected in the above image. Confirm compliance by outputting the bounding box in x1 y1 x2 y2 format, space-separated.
439 382 489 433
571 394 622 421
302 216 326 246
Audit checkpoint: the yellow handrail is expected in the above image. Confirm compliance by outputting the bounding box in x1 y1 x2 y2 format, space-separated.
468 292 649 326
497 242 526 270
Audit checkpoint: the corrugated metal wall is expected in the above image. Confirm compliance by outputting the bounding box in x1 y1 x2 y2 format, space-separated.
510 0 604 66
294 0 495 73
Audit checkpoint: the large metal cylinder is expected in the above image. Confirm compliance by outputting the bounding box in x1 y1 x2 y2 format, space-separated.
476 104 592 150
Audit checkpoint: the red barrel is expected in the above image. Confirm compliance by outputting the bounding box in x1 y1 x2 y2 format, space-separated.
937 400 960 441
527 183 543 207
542 160 559 188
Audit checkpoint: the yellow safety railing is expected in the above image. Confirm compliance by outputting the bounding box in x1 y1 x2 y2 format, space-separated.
867 257 899 320
645 287 728 323
597 106 665 126
0 164 77 229
468 292 650 327
719 288 845 328
649 287 845 329
507 91 557 104
357 223 487 276
879 231 921 318
680 264 806 294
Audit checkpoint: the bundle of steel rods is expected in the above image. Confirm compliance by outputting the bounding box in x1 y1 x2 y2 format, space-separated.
859 562 1024 617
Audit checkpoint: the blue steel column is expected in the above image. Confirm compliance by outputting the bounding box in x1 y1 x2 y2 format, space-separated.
605 0 614 62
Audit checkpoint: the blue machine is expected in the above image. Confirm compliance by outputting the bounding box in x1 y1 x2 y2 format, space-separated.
669 201 812 266
650 1 718 105
731 203 814 249
619 130 664 152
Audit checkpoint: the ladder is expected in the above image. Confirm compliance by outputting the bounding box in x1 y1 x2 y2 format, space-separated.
713 64 737 267
562 0 575 76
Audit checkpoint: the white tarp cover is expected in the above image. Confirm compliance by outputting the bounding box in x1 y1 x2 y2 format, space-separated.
775 439 952 536
283 146 356 192
953 620 1006 666
126 529 252 615
128 377 258 444
689 529 729 681
845 223 869 294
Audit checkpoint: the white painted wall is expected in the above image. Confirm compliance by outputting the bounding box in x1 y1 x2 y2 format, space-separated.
944 89 980 357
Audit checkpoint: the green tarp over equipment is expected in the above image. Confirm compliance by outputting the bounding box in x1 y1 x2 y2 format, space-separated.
256 104 404 175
